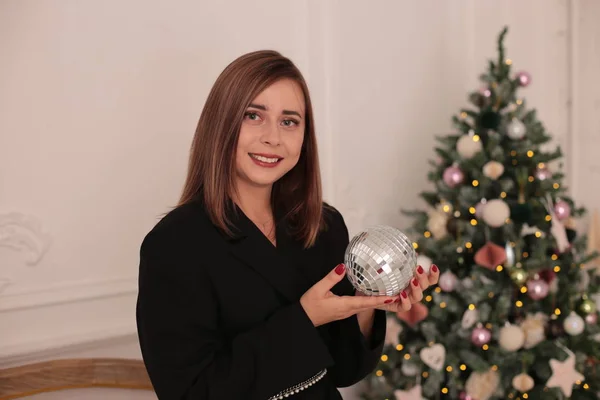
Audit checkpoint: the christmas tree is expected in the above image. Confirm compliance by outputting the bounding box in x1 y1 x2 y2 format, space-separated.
361 27 600 400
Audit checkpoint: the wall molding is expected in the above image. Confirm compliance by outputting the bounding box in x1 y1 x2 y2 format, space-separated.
0 276 137 312
0 212 52 266
0 322 137 367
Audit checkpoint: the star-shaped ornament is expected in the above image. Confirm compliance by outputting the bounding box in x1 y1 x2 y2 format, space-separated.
394 384 423 400
546 353 585 397
385 316 403 346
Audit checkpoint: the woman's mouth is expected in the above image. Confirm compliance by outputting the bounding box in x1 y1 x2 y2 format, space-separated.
249 153 283 167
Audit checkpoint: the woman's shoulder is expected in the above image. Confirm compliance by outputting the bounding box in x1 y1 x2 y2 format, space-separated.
320 202 349 241
140 199 212 256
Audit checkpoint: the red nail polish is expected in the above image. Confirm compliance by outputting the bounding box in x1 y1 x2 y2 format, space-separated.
394 298 400 303
432 264 438 272
385 299 393 304
335 264 345 275
401 291 408 298
412 278 419 286
417 265 424 274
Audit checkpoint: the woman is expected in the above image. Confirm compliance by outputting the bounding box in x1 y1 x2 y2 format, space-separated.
136 50 440 400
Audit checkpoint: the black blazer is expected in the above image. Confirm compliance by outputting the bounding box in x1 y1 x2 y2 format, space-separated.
136 198 386 400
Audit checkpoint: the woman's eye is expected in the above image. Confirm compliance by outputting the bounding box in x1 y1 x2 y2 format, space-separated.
282 119 299 127
244 112 260 121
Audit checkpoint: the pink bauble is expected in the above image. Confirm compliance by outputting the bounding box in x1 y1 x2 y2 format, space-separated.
527 279 549 300
586 312 598 325
459 392 474 400
443 165 464 188
554 201 571 220
480 87 492 98
534 166 552 181
438 271 458 292
515 71 532 87
471 326 492 346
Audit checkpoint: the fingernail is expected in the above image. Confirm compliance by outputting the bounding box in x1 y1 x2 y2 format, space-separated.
417 265 424 274
401 291 408 298
385 299 393 304
394 298 400 303
335 264 345 275
412 278 419 286
432 264 438 272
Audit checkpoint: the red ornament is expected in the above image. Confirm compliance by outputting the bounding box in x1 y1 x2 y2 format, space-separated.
474 241 507 270
396 302 428 327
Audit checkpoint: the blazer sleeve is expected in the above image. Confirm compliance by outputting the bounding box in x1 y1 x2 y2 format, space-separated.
323 207 387 387
136 225 334 400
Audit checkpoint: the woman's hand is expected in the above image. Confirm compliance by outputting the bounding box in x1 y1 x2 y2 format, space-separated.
373 264 440 313
299 264 398 327
356 264 440 313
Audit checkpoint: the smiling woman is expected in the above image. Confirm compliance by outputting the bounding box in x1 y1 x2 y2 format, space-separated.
135 50 439 400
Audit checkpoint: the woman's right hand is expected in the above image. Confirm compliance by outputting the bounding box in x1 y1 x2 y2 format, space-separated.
299 263 397 327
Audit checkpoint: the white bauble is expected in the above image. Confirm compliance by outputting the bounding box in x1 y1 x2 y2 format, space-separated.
456 134 483 159
498 324 525 351
481 199 510 227
506 118 526 140
482 161 504 180
563 311 585 336
512 373 534 392
416 254 433 273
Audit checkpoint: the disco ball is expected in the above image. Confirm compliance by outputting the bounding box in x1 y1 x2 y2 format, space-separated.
344 225 417 296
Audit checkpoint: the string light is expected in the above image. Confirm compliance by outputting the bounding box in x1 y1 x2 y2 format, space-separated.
554 266 561 272
425 295 433 302
422 371 429 378
465 242 472 249
535 231 542 237
516 99 523 105
505 58 513 65
381 355 388 362
376 370 383 377
396 344 404 351
435 287 442 293
446 366 453 372
473 135 480 141
468 304 476 310
520 286 527 294
460 112 467 119
412 242 418 249
424 231 431 238
472 180 479 187
555 308 561 315
441 388 449 394
469 207 476 214
528 176 534 182
459 364 467 371
551 254 558 260
546 215 552 222
404 354 411 360
488 292 495 298
482 344 489 350
553 183 560 189
440 302 447 308
500 192 507 198
496 265 503 272
527 150 534 157
516 301 523 307
470 219 478 226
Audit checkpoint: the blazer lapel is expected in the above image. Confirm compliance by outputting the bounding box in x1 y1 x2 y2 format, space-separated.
223 205 312 303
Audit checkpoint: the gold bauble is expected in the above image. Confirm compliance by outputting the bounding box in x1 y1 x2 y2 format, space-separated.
580 299 597 314
510 269 528 285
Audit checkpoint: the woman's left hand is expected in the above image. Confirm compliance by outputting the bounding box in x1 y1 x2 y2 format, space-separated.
356 264 440 312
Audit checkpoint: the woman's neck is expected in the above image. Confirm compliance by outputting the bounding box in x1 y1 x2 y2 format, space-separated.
232 181 273 222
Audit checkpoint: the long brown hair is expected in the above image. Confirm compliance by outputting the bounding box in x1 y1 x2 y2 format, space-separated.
177 50 324 248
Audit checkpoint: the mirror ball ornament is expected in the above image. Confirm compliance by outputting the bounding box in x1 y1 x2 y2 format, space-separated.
344 225 417 297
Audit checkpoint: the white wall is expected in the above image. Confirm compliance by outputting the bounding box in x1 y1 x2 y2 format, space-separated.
1 1 597 399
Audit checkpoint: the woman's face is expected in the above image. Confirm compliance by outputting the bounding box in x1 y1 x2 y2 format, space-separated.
235 78 306 190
